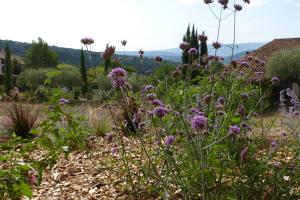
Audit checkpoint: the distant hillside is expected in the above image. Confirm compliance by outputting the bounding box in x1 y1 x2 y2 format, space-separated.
119 42 266 62
0 39 174 74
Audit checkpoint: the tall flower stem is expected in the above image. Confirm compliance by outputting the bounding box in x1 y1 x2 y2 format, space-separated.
230 1 237 61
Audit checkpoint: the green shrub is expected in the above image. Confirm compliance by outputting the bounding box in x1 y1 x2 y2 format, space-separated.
91 89 113 103
50 64 83 89
128 73 147 92
94 74 112 91
150 63 176 84
17 68 49 91
17 65 83 92
266 48 300 84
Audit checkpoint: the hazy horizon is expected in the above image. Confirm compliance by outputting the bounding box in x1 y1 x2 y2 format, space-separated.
1 0 299 51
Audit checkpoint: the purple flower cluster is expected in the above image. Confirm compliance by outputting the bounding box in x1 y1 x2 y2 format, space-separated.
155 56 163 63
270 140 277 148
146 93 156 101
229 125 240 136
143 85 154 92
154 106 170 118
107 67 127 87
81 38 94 45
188 48 198 55
151 99 164 106
212 42 222 49
60 98 70 105
191 115 208 130
271 77 280 85
180 42 190 50
218 0 228 8
204 0 213 4
138 49 144 59
234 4 243 11
164 135 176 147
198 32 208 42
121 40 127 46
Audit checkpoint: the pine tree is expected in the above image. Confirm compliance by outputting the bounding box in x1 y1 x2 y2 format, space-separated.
80 49 88 95
4 45 12 94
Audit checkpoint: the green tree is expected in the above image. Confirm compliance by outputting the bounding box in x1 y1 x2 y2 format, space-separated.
26 37 58 68
190 25 200 80
80 49 88 95
4 45 13 94
181 24 191 65
199 31 208 65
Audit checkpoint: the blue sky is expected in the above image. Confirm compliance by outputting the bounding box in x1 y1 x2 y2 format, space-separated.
1 0 299 51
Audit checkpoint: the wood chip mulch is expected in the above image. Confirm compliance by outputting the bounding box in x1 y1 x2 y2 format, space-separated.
22 136 155 200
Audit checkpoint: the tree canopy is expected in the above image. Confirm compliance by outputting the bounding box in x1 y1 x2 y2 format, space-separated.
25 37 58 69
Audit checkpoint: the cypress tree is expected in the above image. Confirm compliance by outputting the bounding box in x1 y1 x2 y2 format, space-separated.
4 45 12 94
80 49 88 95
200 31 208 65
181 24 191 65
181 25 191 79
186 24 191 43
190 25 200 80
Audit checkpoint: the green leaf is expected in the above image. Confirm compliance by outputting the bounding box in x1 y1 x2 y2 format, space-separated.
231 117 241 124
19 182 32 197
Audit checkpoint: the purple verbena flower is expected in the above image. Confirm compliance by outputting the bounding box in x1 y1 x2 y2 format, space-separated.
111 145 118 154
238 105 246 116
198 31 208 42
112 78 125 87
271 77 280 85
60 98 70 105
151 99 164 106
234 4 243 11
180 42 190 50
107 67 127 79
212 42 222 49
229 125 240 136
204 0 214 4
143 85 154 92
81 38 94 45
203 94 212 104
154 106 170 118
217 96 225 105
270 140 277 148
164 135 176 147
190 108 204 115
155 56 163 63
188 48 198 55
191 115 208 130
146 93 156 101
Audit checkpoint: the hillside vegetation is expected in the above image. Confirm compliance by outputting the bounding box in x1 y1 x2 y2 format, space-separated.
0 39 171 74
